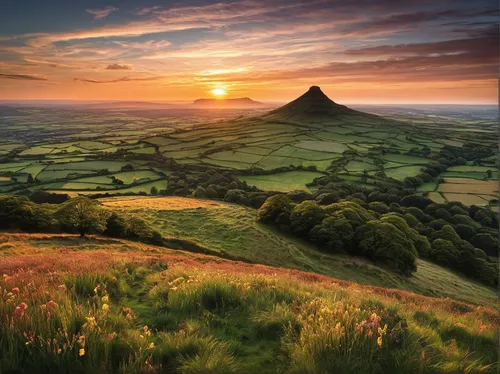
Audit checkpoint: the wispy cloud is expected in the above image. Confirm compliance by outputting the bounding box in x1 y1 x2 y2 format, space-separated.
0 73 47 81
73 76 162 83
106 63 132 70
86 6 119 20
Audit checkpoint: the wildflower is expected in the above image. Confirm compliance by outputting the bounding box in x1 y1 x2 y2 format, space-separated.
78 335 86 347
86 317 96 324
139 335 144 339
378 324 388 336
102 304 109 312
148 342 155 349
14 302 28 317
335 322 341 330
57 348 62 354
79 348 85 356
107 332 116 341
101 295 109 303
12 287 19 294
47 300 58 309
478 325 488 334
377 336 383 347
58 285 67 291
126 313 133 320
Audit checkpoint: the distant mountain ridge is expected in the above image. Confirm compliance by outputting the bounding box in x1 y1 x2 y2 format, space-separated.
193 97 267 108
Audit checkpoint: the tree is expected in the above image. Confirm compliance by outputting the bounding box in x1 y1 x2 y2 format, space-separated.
380 214 431 257
290 201 326 236
355 220 417 275
258 194 294 224
310 216 354 253
150 186 158 195
27 174 34 184
400 195 433 210
57 197 108 237
471 233 499 256
486 169 493 178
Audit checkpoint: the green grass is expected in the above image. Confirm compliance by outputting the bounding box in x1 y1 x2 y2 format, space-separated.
103 197 497 308
0 233 497 373
385 166 424 180
237 171 323 192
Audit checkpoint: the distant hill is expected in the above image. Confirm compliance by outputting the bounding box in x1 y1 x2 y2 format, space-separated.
192 97 268 108
263 86 378 121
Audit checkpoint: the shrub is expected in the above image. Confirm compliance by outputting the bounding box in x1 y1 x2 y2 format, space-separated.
290 201 326 237
355 221 417 275
258 195 294 224
57 197 108 237
310 216 354 253
400 195 433 210
471 233 499 256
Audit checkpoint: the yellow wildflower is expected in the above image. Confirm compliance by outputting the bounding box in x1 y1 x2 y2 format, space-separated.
102 304 109 312
78 335 86 347
101 295 109 303
377 336 383 347
79 348 85 356
148 342 155 349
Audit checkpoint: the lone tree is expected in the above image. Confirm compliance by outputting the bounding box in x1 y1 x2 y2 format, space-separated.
57 197 108 237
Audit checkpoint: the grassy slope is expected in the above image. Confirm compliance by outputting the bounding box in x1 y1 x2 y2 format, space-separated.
100 196 497 308
0 233 497 373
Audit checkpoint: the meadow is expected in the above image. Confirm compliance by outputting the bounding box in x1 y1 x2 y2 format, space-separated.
0 233 497 373
100 196 497 308
0 101 497 210
0 98 498 373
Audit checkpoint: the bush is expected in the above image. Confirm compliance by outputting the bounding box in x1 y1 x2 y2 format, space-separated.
290 201 326 237
355 220 418 275
310 216 354 253
258 195 294 224
224 189 247 204
57 197 109 237
192 186 207 198
400 195 433 210
29 191 70 204
471 233 499 256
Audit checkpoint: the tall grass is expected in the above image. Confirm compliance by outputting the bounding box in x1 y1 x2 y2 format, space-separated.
0 249 497 373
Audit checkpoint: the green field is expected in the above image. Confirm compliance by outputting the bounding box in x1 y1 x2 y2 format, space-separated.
237 171 323 192
101 196 497 307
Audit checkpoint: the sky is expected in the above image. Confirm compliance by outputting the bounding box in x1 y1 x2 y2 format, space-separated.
0 0 497 104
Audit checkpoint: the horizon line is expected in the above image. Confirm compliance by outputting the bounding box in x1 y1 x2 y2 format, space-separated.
0 99 497 106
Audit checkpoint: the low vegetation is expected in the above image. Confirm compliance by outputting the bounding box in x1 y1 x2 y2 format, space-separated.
258 191 498 286
0 234 497 373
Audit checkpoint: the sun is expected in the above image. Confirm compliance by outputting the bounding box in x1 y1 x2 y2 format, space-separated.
211 88 227 97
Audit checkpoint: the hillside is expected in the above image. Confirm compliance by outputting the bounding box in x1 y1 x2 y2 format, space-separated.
263 86 376 121
100 196 497 308
0 232 497 373
0 86 497 211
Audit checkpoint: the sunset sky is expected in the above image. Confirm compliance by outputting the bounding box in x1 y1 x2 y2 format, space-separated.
0 0 497 104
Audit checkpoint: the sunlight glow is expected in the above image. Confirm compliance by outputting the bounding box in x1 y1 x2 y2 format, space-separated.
211 88 227 97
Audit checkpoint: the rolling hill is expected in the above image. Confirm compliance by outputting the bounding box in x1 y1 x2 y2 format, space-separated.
0 232 497 373
263 85 377 121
